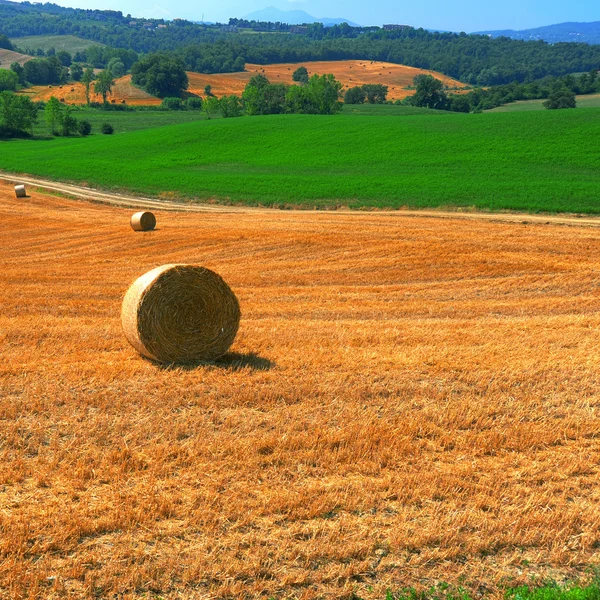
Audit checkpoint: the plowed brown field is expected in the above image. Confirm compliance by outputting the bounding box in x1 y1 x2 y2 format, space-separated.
19 61 467 105
2 179 600 599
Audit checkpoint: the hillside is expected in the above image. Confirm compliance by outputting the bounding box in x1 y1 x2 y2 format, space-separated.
1 109 598 213
186 61 467 102
10 34 104 53
477 21 600 44
18 61 467 105
0 47 31 66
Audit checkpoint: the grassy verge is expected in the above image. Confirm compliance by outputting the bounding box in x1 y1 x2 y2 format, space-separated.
370 578 600 600
2 108 599 213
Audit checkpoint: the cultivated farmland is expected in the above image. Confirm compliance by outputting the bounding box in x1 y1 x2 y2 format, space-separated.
18 60 467 105
0 47 32 66
2 180 600 598
2 109 599 213
9 34 103 54
186 60 468 102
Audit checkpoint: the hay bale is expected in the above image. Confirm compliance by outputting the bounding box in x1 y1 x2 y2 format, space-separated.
14 184 26 198
130 211 156 231
121 264 241 364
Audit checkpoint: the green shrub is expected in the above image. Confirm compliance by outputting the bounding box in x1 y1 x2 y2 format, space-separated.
78 119 92 136
101 122 114 134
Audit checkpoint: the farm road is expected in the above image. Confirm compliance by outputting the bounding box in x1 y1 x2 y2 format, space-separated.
3 171 600 228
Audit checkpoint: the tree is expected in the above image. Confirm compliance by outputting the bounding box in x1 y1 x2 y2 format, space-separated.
204 84 212 96
292 66 309 85
10 62 25 86
344 86 366 104
131 53 188 98
202 95 219 119
304 74 343 114
186 97 202 110
23 56 67 85
81 68 94 105
107 57 125 78
0 91 37 136
362 84 388 104
56 50 72 67
78 119 92 136
449 95 471 113
543 89 576 109
101 122 114 134
410 74 449 109
219 95 243 118
0 34 14 51
0 69 19 92
160 97 183 110
94 70 114 105
70 63 83 81
57 105 77 136
44 96 62 134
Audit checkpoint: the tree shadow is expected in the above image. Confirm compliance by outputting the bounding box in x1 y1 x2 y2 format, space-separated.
154 352 274 372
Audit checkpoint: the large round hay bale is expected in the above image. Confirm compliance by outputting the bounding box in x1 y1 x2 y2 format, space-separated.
14 185 26 198
130 211 156 231
121 264 240 364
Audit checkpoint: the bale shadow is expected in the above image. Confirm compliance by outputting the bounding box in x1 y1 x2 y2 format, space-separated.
154 352 274 372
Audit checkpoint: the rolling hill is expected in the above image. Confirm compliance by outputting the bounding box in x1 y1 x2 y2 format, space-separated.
10 34 104 53
0 47 31 67
476 21 600 44
243 6 359 26
18 61 467 106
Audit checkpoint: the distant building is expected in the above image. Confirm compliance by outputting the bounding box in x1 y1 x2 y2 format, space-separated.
129 20 138 26
383 24 409 31
290 26 308 34
157 24 167 28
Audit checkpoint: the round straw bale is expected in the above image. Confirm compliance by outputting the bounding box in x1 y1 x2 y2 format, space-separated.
14 184 26 198
121 264 240 364
130 211 156 231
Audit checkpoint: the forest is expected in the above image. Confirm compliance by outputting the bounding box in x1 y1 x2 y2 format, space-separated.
1 0 600 84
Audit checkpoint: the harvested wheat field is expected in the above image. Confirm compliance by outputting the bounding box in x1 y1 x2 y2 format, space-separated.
19 75 161 106
0 48 32 67
2 179 600 599
18 61 466 105
187 61 468 101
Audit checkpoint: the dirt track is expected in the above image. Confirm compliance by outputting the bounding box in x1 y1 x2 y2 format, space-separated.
3 170 600 228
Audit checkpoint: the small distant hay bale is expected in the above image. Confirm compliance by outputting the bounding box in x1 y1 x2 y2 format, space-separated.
14 184 26 198
130 211 156 231
121 264 241 364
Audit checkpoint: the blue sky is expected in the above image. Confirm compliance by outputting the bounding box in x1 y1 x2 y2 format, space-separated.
50 0 600 31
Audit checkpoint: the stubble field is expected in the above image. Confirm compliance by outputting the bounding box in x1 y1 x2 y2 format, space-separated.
18 60 467 105
2 180 600 599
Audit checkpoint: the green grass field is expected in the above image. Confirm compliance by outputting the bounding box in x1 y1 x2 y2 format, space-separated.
33 108 208 136
489 93 600 112
10 34 103 53
341 104 446 116
2 108 599 213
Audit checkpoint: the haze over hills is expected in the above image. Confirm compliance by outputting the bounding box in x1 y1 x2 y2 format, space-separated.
475 21 600 44
243 6 359 27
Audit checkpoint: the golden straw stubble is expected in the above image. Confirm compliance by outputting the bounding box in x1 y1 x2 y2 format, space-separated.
121 264 241 363
130 211 156 231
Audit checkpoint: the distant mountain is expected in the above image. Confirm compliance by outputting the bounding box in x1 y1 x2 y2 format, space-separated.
243 6 359 27
475 21 600 44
